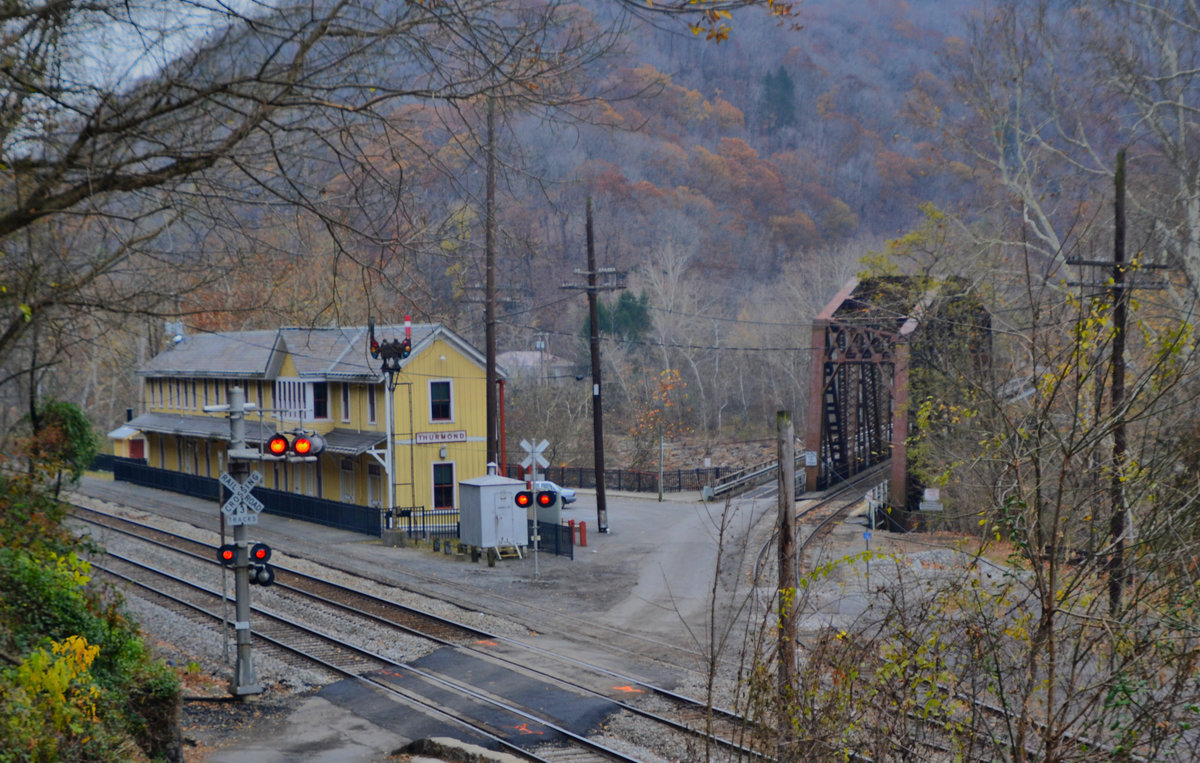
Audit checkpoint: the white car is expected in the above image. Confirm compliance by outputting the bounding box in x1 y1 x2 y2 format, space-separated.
535 480 576 505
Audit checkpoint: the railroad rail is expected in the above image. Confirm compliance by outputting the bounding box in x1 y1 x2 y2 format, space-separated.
72 504 771 760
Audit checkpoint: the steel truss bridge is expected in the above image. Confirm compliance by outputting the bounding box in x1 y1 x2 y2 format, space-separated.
803 276 989 511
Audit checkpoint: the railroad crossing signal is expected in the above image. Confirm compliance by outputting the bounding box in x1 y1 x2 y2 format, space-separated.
220 471 264 526
265 431 325 459
515 490 533 508
216 542 275 585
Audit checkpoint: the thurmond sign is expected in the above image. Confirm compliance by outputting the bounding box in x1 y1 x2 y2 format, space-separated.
415 430 468 444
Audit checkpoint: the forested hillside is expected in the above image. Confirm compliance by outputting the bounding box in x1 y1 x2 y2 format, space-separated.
0 0 984 456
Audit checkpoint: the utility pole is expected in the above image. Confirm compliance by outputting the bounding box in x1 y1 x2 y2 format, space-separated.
485 96 499 465
776 410 797 751
1067 149 1167 614
1108 148 1130 615
562 198 626 533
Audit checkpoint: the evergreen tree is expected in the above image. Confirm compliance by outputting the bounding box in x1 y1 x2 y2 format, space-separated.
758 66 796 131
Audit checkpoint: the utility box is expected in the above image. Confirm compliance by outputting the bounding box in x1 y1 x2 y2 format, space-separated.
459 474 528 550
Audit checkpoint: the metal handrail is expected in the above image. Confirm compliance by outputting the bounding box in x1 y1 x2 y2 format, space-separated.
709 454 807 498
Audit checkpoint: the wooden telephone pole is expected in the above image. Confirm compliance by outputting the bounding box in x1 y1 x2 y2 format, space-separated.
562 198 625 533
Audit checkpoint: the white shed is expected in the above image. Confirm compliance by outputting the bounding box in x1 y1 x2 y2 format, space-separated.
459 474 529 551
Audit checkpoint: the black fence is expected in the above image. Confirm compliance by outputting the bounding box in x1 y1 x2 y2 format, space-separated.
111 459 383 537
253 484 383 536
531 519 573 560
106 459 575 556
90 453 140 473
504 463 723 493
388 507 457 540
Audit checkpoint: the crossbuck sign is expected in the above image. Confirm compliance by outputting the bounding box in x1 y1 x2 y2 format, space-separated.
519 439 549 471
220 471 264 526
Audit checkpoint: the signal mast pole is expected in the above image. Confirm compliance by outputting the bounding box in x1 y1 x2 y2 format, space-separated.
210 386 262 697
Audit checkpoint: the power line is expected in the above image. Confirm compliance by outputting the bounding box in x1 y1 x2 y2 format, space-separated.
497 320 819 353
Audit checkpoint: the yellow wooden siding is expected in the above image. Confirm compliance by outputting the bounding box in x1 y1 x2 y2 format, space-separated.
137 332 489 513
387 337 489 513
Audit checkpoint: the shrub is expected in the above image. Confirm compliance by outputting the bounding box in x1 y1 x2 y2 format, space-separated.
0 475 181 761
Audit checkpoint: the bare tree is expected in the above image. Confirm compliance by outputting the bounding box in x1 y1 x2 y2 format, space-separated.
944 0 1200 303
0 0 625 430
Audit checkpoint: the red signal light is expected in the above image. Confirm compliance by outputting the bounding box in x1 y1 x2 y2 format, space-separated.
537 491 555 507
515 491 533 508
217 544 237 565
250 542 271 563
293 436 313 456
267 434 289 456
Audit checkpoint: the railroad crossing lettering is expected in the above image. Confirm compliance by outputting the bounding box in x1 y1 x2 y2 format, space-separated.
220 471 264 526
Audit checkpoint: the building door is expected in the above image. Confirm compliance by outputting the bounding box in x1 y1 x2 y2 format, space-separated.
129 439 144 460
432 463 455 509
340 459 356 503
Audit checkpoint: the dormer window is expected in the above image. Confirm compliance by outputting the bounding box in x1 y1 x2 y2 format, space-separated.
276 379 330 421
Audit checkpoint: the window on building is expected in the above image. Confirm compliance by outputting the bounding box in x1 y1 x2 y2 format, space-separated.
276 379 309 421
367 384 377 424
433 463 455 509
340 384 351 423
203 381 209 408
312 382 328 420
430 381 452 421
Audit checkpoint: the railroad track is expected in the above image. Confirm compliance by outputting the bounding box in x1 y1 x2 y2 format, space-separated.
72 503 773 761
74 480 709 675
752 461 891 587
90 538 648 761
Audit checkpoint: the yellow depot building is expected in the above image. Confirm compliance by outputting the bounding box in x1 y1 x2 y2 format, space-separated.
117 323 500 533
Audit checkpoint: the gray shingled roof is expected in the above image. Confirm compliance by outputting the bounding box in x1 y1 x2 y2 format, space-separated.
139 330 278 378
127 413 278 443
139 323 499 381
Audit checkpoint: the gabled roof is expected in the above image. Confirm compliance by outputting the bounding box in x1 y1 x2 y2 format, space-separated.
139 324 504 381
139 330 279 378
